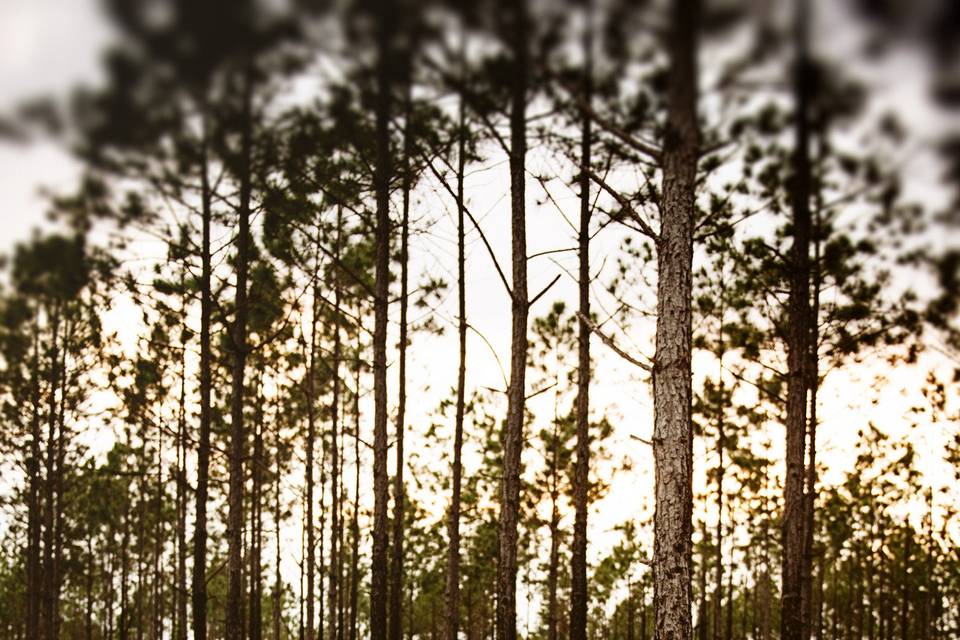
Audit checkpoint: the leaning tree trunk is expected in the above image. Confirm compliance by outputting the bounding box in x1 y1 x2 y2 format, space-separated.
226 69 253 640
370 1 394 638
570 12 593 640
781 0 813 637
444 64 469 640
495 2 530 640
653 0 699 639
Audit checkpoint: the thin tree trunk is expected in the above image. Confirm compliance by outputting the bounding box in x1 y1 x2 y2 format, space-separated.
390 82 413 640
330 206 344 640
227 68 254 640
444 43 469 640
570 11 592 640
274 396 284 640
306 226 322 640
41 303 62 640
781 0 813 633
653 0 699 638
496 2 530 639
26 326 43 640
370 2 394 638
547 497 560 640
250 381 265 640
349 340 362 640
192 108 214 640
177 297 189 640
85 534 94 640
713 295 726 640
802 175 823 640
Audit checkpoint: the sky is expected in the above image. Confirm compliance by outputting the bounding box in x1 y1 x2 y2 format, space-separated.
1 0 958 617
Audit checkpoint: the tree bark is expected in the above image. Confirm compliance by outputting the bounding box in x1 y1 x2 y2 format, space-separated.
781 0 813 637
371 2 395 638
226 69 254 640
306 228 321 640
570 12 592 640
177 301 189 640
192 109 214 640
41 303 61 640
444 69 468 640
26 327 42 640
349 338 362 640
801 171 822 640
390 83 413 640
713 291 726 640
250 383 265 640
495 2 530 639
330 206 344 640
653 0 699 638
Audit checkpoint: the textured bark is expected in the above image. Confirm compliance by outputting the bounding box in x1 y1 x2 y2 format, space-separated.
653 0 699 639
569 15 592 640
371 0 394 637
443 77 468 640
495 2 529 639
226 71 253 640
390 85 412 640
192 111 214 640
781 1 813 637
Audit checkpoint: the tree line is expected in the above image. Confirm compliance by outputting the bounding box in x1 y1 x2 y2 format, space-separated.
1 1 959 640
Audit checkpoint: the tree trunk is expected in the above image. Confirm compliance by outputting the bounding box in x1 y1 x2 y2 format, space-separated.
274 395 284 640
495 2 530 639
349 337 362 640
570 12 592 640
330 206 344 640
306 230 321 640
250 382 265 640
371 2 394 639
653 0 699 638
781 1 813 637
41 303 61 640
192 109 214 640
548 498 560 640
713 301 726 640
26 327 42 640
177 303 189 640
802 183 823 640
226 69 254 640
444 69 468 640
390 83 413 640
